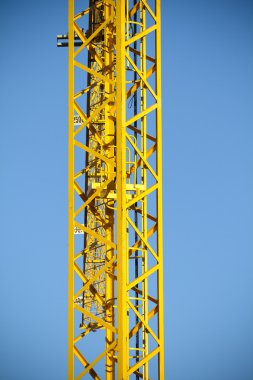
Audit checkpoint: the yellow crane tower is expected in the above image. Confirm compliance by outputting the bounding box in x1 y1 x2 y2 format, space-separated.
57 0 164 378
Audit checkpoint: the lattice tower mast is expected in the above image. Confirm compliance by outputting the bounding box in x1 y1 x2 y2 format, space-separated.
58 1 164 379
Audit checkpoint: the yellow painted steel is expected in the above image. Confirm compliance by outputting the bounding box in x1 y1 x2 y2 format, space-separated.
67 0 164 378
116 2 128 378
68 0 74 378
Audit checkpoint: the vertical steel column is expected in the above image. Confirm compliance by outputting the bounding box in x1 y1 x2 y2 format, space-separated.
156 1 164 378
116 1 128 379
140 4 149 378
105 2 115 379
67 0 74 378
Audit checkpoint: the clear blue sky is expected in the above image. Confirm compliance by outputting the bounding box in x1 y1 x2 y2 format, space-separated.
0 0 253 379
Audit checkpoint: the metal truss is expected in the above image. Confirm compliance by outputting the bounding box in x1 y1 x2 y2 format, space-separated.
67 0 164 378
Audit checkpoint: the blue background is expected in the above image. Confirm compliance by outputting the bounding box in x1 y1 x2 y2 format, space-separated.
0 0 253 379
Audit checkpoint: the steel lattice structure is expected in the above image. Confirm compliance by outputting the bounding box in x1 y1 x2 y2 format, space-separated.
62 0 164 378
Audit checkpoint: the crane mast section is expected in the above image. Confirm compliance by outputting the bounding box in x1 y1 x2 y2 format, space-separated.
67 0 164 379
